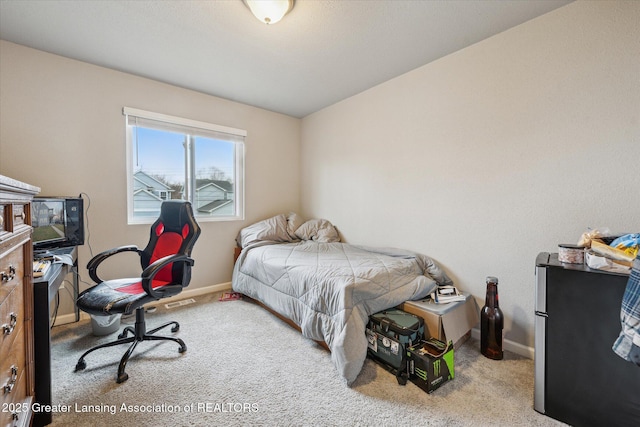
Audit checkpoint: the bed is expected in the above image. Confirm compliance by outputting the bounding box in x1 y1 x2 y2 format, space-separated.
231 213 453 385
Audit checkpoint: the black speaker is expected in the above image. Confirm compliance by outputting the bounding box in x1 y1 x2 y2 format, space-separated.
65 198 84 246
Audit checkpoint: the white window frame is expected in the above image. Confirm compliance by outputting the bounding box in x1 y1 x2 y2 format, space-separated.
124 107 246 224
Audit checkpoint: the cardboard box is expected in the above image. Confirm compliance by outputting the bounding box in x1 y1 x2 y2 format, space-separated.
407 338 454 393
400 293 479 349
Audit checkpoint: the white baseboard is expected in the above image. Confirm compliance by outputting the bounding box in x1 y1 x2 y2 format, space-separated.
52 282 232 327
471 328 535 359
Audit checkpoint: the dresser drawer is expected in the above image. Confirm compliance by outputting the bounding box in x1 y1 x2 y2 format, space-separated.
0 322 26 408
0 286 24 361
0 367 27 426
0 246 24 356
0 247 23 308
0 204 6 235
10 205 26 229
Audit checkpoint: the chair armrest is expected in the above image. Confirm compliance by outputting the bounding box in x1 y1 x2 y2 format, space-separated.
87 245 142 284
140 254 195 299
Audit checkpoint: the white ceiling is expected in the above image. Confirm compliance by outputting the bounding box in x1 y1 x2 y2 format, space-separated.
0 0 572 118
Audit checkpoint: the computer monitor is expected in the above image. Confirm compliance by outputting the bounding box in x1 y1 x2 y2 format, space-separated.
32 197 84 251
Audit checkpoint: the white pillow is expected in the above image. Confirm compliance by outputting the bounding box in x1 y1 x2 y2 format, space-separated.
286 212 305 238
236 214 294 248
294 218 340 243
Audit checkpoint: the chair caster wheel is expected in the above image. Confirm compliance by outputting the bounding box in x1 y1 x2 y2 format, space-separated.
75 359 86 372
171 325 180 333
179 345 187 353
116 372 129 383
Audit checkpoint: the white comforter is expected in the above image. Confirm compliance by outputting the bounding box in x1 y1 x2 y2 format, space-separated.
231 214 452 384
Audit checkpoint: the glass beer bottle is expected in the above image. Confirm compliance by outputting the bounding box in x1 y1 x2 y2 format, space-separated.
481 276 503 360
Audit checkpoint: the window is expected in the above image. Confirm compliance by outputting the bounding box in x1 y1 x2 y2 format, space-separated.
124 107 245 224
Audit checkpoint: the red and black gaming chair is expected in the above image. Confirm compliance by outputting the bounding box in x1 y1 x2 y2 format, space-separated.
75 200 201 383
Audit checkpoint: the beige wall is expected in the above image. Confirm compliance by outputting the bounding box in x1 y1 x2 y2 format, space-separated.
301 1 640 352
0 41 301 316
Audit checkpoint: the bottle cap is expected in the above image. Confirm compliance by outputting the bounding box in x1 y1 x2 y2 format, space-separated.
486 276 499 284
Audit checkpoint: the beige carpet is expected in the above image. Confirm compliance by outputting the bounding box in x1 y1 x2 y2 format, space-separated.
48 293 566 426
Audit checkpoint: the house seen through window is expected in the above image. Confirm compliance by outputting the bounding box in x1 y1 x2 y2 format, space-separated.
124 107 245 223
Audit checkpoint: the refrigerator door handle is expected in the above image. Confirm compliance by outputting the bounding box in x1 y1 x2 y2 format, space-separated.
534 262 547 414
535 266 547 313
534 313 546 414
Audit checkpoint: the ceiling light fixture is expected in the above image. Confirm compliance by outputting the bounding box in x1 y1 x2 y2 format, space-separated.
243 0 294 25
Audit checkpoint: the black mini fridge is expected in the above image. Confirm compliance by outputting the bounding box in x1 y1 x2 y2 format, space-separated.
534 252 640 426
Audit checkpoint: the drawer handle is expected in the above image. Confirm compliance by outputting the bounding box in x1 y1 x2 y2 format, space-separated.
3 312 18 335
3 365 18 394
1 264 16 282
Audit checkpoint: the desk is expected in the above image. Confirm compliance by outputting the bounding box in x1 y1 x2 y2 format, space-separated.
32 246 78 427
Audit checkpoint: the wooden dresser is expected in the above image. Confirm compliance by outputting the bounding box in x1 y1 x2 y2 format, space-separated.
1 175 39 427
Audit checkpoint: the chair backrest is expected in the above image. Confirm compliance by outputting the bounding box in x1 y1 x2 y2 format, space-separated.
140 200 201 285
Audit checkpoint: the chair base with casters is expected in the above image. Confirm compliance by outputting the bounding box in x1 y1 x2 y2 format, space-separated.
74 200 200 383
74 306 187 383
